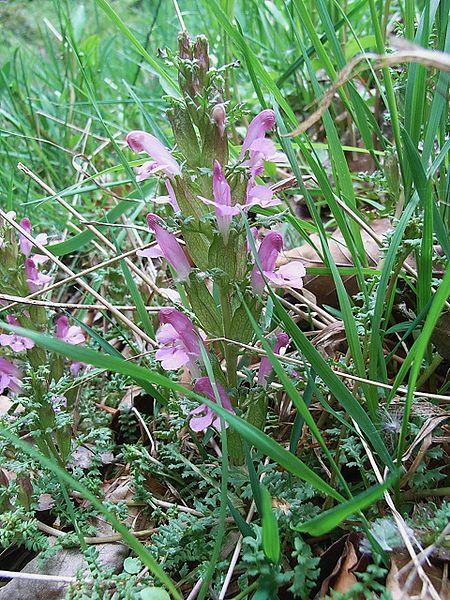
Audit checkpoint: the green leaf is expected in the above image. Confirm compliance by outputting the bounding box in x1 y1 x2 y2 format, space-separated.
93 0 179 97
188 274 223 336
295 474 397 536
0 430 180 599
261 486 280 563
140 589 171 600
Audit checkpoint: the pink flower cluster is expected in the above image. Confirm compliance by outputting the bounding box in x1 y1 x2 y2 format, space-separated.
0 315 86 398
126 109 301 433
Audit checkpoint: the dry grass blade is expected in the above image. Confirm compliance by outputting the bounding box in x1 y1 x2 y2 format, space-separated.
287 43 450 137
0 241 159 315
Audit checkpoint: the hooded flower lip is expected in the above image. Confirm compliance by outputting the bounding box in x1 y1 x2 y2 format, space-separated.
126 130 181 179
257 332 290 388
0 357 22 395
55 316 85 345
251 231 306 294
240 109 276 159
146 213 191 281
0 315 35 352
189 377 235 432
155 308 202 374
19 218 48 258
25 258 52 292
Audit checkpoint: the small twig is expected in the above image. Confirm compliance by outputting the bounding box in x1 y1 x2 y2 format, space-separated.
353 420 441 600
0 295 164 312
0 569 76 584
287 45 450 137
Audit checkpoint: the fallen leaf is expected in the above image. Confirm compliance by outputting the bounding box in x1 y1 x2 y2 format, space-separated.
316 532 369 597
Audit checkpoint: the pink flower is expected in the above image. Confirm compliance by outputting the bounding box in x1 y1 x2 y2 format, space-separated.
245 177 281 209
18 218 48 258
155 308 203 375
199 161 240 242
126 130 181 180
0 358 22 395
212 104 226 137
145 214 191 281
55 316 85 345
25 258 52 292
257 332 290 388
0 315 35 352
240 109 276 159
189 377 235 432
246 138 287 175
251 232 306 294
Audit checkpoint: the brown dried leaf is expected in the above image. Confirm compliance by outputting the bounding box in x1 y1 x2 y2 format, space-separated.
317 533 369 598
431 311 450 360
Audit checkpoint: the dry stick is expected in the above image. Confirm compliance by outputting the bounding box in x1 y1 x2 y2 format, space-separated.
0 570 76 584
0 295 163 312
0 211 155 347
278 296 327 329
17 162 162 297
0 240 157 315
36 520 156 544
287 289 337 324
352 419 441 600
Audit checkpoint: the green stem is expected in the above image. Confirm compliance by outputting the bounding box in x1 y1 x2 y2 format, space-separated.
219 285 237 389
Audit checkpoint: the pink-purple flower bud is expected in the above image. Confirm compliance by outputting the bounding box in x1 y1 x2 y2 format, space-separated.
146 214 191 281
212 104 226 137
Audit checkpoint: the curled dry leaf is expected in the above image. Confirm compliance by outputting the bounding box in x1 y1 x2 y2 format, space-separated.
315 532 370 597
312 321 347 359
